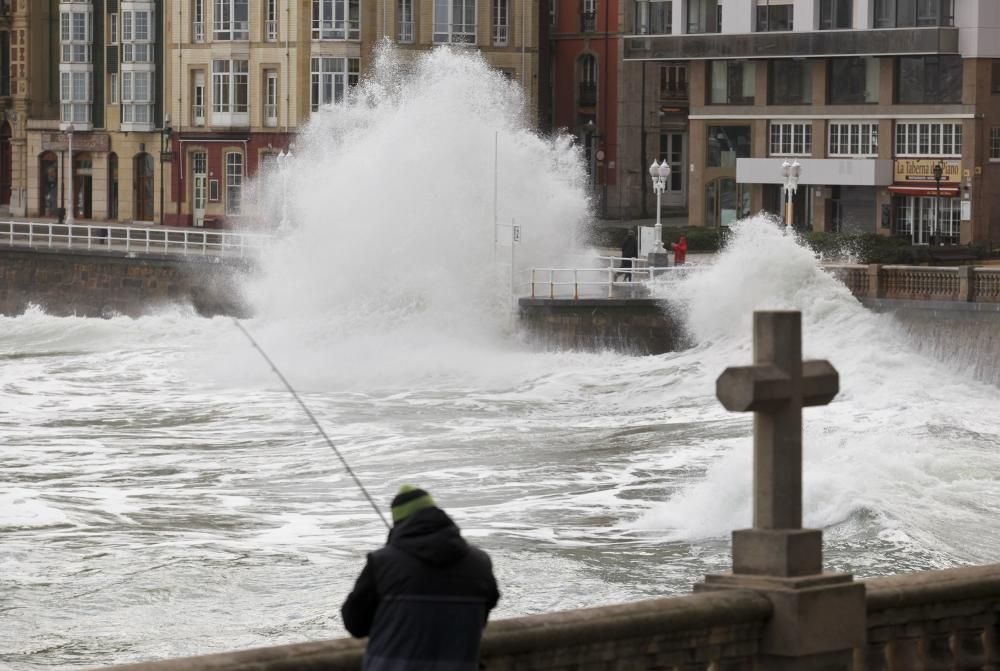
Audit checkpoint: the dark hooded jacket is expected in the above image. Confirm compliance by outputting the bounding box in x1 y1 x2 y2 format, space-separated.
341 507 500 671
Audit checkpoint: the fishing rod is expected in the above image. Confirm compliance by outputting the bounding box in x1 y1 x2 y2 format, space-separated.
232 319 392 530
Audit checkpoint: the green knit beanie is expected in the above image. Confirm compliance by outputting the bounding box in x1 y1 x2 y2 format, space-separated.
390 485 436 524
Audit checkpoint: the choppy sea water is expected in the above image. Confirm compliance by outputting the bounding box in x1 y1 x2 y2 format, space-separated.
3 47 1000 670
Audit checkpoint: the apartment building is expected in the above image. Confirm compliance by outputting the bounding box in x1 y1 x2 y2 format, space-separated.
10 0 539 228
23 0 170 223
619 0 1000 245
546 0 620 217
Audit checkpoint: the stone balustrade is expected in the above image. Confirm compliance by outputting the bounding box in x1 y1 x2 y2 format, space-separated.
93 565 1000 671
859 564 1000 670
827 264 1000 304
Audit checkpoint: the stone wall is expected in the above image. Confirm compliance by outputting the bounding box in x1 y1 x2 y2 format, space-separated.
93 564 1000 671
0 248 253 318
518 297 681 355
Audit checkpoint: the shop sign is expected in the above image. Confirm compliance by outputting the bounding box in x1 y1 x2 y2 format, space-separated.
41 132 111 153
893 159 961 184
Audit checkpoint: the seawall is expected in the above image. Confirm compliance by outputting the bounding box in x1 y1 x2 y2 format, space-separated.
517 297 682 355
0 248 253 318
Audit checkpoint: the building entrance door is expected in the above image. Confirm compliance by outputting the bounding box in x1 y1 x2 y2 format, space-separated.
133 153 154 222
658 132 686 207
73 152 93 219
192 152 207 227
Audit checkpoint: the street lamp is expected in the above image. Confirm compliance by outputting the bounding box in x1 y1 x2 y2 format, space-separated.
160 126 172 227
64 123 75 226
276 149 293 232
781 159 801 230
932 161 944 246
648 158 670 253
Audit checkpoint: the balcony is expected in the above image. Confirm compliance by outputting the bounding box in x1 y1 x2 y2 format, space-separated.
265 20 278 41
660 81 688 100
398 20 414 43
578 82 597 106
624 26 959 61
493 24 508 46
192 21 204 43
580 11 595 32
192 104 205 126
264 105 277 127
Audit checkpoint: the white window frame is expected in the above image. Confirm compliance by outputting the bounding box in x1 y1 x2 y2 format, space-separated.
894 121 963 158
398 0 415 42
312 0 361 40
212 59 249 126
264 69 278 127
266 0 279 40
122 9 154 64
214 0 249 40
493 0 509 46
991 127 1000 162
193 0 205 42
310 57 360 111
433 0 476 44
60 70 92 125
121 70 153 126
192 70 206 126
109 12 119 44
60 7 93 64
828 122 879 158
769 121 812 156
225 151 244 215
109 72 119 104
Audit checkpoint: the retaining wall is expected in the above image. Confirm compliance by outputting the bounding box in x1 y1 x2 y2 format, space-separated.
518 297 681 355
0 248 253 318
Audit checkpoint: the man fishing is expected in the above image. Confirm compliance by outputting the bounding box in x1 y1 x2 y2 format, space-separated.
341 485 500 670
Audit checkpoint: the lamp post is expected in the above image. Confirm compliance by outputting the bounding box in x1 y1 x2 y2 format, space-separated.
781 159 801 231
276 148 293 232
649 159 670 253
160 126 172 227
932 161 944 246
64 123 75 226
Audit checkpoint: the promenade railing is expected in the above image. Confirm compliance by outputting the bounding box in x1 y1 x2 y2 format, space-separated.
826 263 1000 304
519 256 690 299
0 221 271 260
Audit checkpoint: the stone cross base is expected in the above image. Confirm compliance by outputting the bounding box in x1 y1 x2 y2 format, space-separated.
732 527 823 577
696 571 866 668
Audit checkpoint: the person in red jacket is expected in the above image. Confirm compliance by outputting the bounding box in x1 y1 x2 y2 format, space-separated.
671 235 688 265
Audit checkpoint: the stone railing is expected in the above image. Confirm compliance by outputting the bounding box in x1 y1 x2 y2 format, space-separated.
98 590 773 671
827 264 1000 304
91 564 1000 671
860 564 1000 670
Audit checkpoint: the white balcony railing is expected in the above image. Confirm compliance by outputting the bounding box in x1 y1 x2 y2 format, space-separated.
192 104 205 126
493 25 508 46
264 105 277 127
192 21 204 42
265 19 278 41
398 20 414 43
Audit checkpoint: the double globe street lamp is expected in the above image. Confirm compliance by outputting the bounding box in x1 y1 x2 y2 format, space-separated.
648 159 671 253
781 159 801 230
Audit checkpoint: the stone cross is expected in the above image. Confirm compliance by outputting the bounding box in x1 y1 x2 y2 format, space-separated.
716 311 838 576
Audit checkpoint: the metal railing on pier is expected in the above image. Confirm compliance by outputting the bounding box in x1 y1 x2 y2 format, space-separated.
0 221 272 260
519 255 690 299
